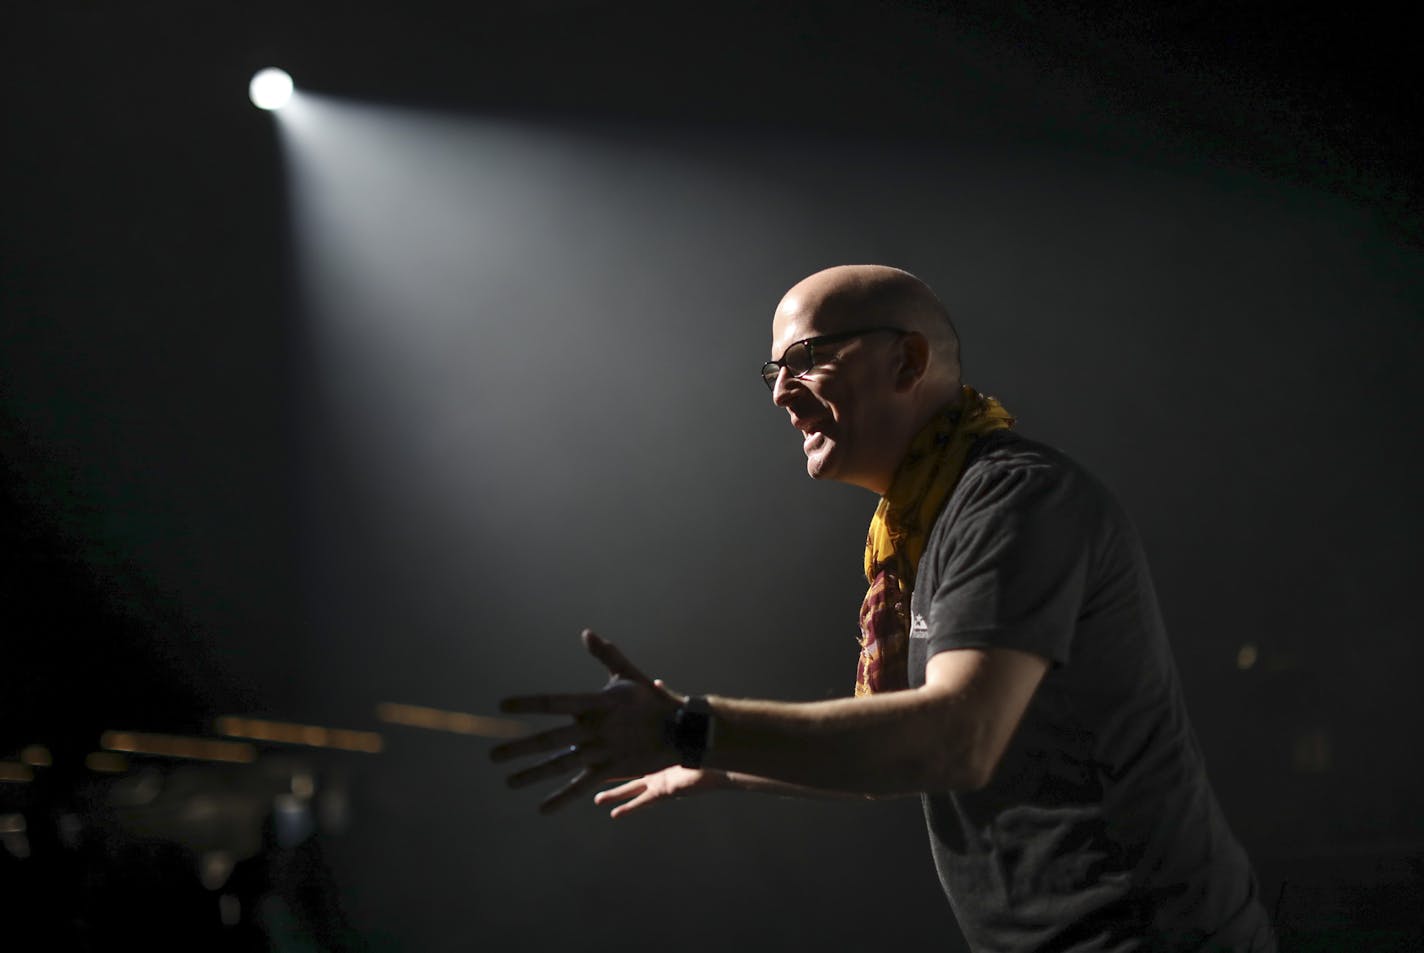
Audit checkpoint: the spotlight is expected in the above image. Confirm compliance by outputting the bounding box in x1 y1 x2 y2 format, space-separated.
249 67 294 110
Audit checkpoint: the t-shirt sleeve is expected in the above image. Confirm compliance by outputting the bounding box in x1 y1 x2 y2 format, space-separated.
923 459 1096 666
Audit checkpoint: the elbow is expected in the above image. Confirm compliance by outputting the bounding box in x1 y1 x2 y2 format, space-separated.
925 727 1003 793
961 723 1015 791
956 752 999 792
940 753 993 793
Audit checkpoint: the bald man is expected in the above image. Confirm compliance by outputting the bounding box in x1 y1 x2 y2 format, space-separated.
493 266 1276 952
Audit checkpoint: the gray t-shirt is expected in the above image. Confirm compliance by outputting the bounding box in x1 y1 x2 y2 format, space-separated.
907 431 1275 953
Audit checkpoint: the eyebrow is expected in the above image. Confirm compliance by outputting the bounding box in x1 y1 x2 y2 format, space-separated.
773 330 840 359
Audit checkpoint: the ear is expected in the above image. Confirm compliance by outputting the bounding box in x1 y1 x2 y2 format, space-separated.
892 331 931 392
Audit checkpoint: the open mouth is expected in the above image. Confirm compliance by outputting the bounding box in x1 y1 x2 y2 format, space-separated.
791 411 831 453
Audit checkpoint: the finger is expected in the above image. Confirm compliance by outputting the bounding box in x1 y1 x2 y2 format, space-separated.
506 744 599 789
539 763 612 815
581 629 655 686
488 723 585 764
499 692 611 716
592 778 647 804
608 792 655 819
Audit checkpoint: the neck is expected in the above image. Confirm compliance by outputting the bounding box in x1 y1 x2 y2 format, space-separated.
873 388 967 497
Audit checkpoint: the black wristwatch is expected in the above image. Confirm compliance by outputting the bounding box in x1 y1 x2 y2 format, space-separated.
667 695 715 769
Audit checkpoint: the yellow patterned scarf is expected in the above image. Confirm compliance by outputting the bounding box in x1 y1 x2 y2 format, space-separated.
855 386 1015 696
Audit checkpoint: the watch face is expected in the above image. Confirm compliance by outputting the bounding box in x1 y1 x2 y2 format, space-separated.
674 700 712 768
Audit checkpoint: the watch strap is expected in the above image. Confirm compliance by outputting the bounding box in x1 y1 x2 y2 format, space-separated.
668 695 714 769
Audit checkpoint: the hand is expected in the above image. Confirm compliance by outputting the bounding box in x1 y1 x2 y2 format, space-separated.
490 629 684 814
594 765 725 818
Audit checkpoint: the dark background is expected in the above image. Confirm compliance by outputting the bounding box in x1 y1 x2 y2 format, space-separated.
2 1 1421 949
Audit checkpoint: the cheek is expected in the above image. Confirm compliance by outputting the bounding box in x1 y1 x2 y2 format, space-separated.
815 382 849 421
827 391 865 432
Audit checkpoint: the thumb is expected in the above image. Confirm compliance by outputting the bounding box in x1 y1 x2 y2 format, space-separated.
582 628 655 686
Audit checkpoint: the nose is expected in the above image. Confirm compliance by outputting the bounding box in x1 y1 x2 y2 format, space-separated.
770 366 797 407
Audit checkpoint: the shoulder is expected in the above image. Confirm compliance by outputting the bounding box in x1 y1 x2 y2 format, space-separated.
956 430 1107 513
924 430 1123 557
913 430 1127 664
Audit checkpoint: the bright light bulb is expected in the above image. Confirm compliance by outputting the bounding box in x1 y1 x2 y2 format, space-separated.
249 68 294 110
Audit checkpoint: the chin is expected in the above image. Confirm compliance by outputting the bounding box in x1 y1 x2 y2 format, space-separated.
804 446 842 482
807 449 884 493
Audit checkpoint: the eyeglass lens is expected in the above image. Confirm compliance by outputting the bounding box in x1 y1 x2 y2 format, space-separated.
762 340 814 389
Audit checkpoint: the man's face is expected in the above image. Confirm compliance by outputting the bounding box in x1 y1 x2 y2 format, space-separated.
769 303 905 494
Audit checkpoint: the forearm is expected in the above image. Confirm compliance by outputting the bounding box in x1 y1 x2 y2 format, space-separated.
701 687 988 796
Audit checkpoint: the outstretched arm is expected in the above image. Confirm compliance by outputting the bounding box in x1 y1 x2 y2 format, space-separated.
694 642 1046 795
490 629 1047 813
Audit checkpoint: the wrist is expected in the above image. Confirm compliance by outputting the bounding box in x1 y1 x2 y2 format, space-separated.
666 695 715 769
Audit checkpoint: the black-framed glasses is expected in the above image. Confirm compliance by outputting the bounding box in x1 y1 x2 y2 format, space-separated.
761 327 907 391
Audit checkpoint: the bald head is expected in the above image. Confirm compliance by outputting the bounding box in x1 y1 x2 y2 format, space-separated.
776 265 961 389
769 265 966 494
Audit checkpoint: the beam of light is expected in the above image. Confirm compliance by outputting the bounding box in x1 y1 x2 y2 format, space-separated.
215 716 384 753
101 730 258 764
250 67 294 111
376 701 527 738
272 96 811 517
271 94 821 704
